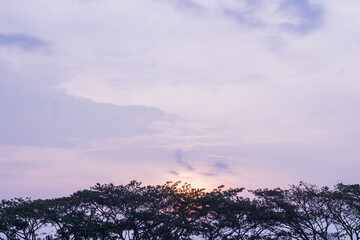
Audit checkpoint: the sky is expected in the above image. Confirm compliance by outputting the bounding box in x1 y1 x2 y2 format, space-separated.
1 0 360 199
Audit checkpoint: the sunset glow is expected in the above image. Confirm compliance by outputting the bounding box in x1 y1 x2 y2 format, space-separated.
1 0 360 199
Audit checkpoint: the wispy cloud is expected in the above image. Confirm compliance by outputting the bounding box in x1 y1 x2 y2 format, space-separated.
213 161 229 170
0 33 48 51
175 149 195 171
170 170 179 175
165 0 323 34
277 0 323 33
165 0 203 11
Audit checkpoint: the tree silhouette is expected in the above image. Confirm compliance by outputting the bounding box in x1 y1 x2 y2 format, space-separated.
1 181 360 240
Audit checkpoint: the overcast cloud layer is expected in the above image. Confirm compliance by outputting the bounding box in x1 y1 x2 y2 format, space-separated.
1 0 360 198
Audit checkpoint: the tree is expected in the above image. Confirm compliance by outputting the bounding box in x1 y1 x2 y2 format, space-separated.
327 184 360 240
0 198 49 240
1 181 360 240
253 182 338 240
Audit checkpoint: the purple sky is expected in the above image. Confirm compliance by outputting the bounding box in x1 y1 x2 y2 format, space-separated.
1 0 360 199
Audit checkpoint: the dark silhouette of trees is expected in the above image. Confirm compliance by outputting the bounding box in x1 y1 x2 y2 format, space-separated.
0 198 49 240
1 181 359 240
328 184 360 240
253 182 337 240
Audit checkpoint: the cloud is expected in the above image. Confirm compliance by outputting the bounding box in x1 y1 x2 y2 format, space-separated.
224 0 323 33
0 63 166 147
277 0 323 33
163 0 203 11
164 0 323 34
170 170 179 175
1 0 360 198
0 33 48 51
175 149 183 164
213 161 229 170
223 9 264 28
204 172 216 177
175 149 195 170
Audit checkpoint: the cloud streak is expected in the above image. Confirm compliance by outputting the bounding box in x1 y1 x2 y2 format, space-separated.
277 0 323 33
175 149 195 171
0 33 48 50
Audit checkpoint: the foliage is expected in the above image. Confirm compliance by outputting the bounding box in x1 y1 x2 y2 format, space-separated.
1 181 360 240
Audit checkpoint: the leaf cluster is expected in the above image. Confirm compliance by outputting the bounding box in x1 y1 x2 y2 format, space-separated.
0 181 359 240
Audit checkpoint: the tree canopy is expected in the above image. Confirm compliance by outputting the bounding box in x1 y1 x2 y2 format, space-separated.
0 181 359 240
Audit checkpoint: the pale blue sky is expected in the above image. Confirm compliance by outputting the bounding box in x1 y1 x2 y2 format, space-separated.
1 0 360 198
